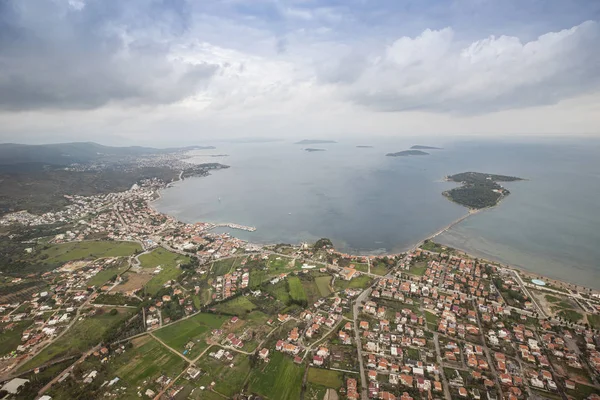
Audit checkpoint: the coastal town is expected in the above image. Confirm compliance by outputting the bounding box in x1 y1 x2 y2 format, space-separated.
0 176 599 400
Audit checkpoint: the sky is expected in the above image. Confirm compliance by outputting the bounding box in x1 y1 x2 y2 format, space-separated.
0 0 599 146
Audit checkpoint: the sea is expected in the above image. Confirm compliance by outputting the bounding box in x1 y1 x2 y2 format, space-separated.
152 136 600 289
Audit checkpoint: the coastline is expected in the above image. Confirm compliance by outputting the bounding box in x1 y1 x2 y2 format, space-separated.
149 158 598 294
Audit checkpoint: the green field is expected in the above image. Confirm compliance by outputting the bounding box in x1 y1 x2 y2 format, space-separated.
212 257 240 276
266 281 291 304
139 248 190 269
144 266 183 295
267 255 295 271
213 296 257 315
86 261 130 287
0 320 33 356
352 263 369 273
557 309 583 322
35 241 141 265
288 277 308 304
93 293 140 307
307 367 343 388
20 308 132 371
370 263 388 276
195 352 251 397
153 313 227 358
140 248 190 295
111 336 187 395
315 275 333 297
408 261 428 276
420 240 447 253
588 314 600 329
247 351 304 399
425 310 440 327
334 275 373 291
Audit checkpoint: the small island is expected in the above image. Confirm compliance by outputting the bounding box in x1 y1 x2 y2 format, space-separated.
356 145 373 148
295 139 337 145
386 150 429 157
411 145 442 150
443 172 524 209
304 148 326 152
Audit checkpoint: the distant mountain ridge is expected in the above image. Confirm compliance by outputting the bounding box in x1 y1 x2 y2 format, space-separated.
0 142 215 166
410 145 442 150
294 140 337 145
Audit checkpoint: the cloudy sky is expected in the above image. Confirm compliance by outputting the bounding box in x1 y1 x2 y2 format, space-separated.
1 0 599 145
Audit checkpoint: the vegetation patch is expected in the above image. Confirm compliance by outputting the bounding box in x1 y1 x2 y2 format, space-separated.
195 352 251 397
0 320 33 356
288 276 308 306
307 367 343 388
213 296 257 315
247 351 304 399
153 313 227 358
315 275 333 297
20 308 133 371
211 257 239 276
110 336 187 396
139 247 190 270
35 241 141 266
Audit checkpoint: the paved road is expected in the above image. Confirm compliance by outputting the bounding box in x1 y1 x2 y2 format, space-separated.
353 288 371 400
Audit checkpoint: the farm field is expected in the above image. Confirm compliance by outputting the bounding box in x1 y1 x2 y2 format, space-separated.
408 261 428 276
370 262 389 276
307 367 343 388
247 351 304 399
334 275 373 291
35 241 141 265
288 276 308 304
20 308 133 371
195 352 251 397
0 320 33 356
110 336 187 396
138 248 190 270
211 257 241 276
314 275 333 297
153 313 227 359
213 296 257 315
86 261 130 287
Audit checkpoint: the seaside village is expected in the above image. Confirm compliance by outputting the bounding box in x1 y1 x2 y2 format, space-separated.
0 180 599 400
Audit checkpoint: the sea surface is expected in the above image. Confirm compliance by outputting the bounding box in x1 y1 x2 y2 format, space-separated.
153 137 600 289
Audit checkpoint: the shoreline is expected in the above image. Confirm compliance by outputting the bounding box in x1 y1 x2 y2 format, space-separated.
149 157 599 294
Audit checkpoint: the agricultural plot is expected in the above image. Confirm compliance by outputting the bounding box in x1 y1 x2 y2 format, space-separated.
139 248 190 270
288 276 308 304
307 367 343 388
194 351 251 397
247 351 304 400
315 275 333 297
211 257 241 276
333 275 373 291
0 320 33 356
86 261 130 287
153 313 227 359
408 261 428 276
213 296 257 315
110 336 187 397
35 241 141 265
20 308 133 371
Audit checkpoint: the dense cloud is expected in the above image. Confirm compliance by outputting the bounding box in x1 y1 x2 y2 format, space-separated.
326 21 600 114
0 0 218 111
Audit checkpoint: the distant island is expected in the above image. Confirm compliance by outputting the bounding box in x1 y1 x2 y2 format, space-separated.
386 150 429 157
356 145 373 148
443 172 524 209
304 148 326 152
411 145 442 150
295 140 337 145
